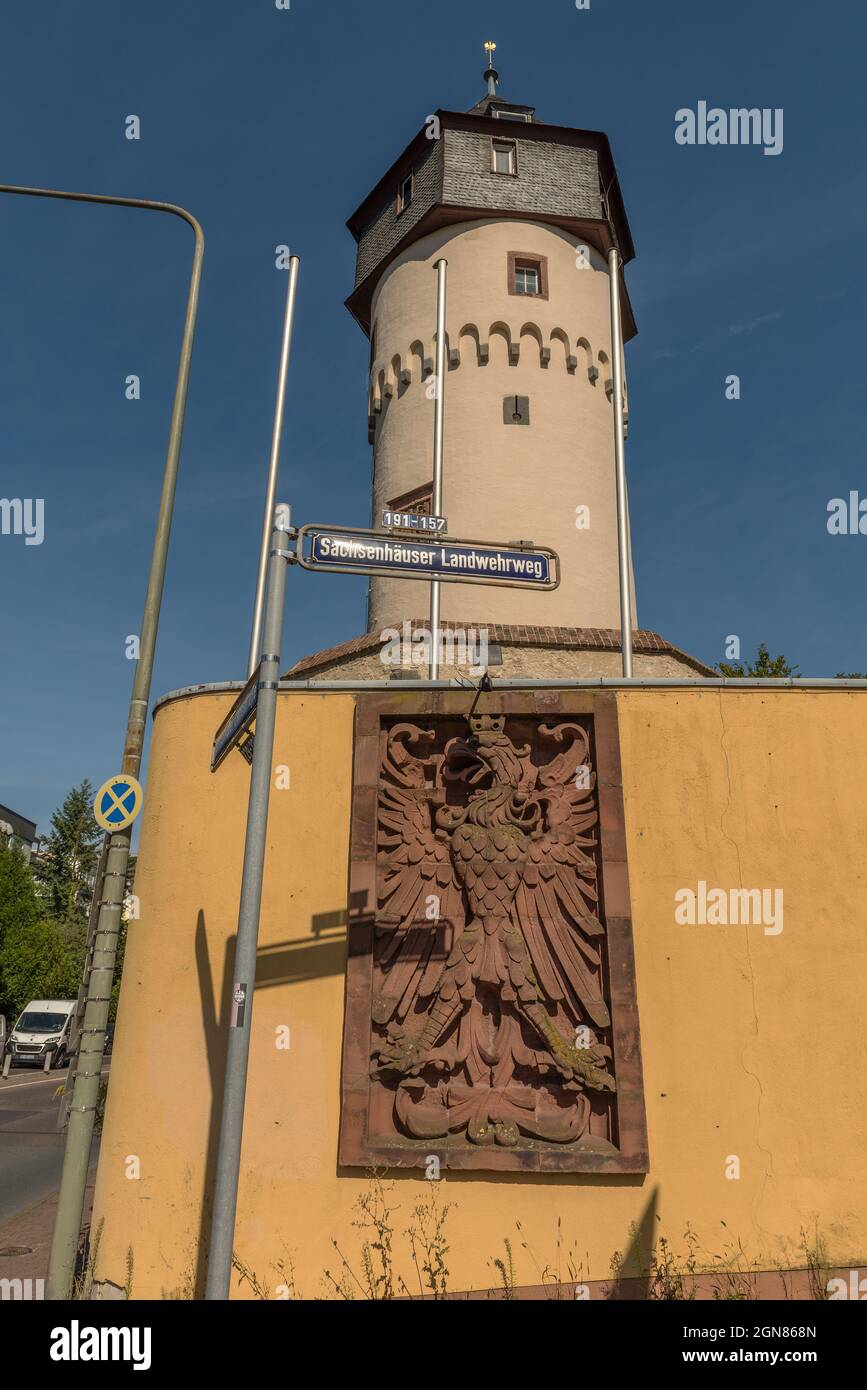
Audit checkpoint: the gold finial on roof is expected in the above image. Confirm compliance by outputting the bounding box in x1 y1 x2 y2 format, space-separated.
483 41 499 97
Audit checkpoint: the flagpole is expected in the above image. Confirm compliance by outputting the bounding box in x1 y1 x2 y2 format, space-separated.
429 258 448 678
607 243 633 677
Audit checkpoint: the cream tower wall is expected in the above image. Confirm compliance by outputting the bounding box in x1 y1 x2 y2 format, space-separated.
366 218 636 635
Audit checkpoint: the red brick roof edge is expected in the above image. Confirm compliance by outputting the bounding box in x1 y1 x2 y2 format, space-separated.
286 622 716 677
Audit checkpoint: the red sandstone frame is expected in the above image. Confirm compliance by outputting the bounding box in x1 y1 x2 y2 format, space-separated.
339 690 649 1174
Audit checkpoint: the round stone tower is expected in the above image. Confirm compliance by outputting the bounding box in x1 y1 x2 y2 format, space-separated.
365 215 634 632
290 56 711 682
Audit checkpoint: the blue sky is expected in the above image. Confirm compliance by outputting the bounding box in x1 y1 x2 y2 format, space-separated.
1 0 865 834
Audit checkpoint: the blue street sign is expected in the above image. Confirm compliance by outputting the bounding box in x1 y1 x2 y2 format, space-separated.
211 665 261 772
295 525 560 591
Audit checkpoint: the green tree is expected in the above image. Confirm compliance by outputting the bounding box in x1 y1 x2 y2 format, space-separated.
0 915 83 1020
0 839 43 979
718 643 799 678
34 780 101 937
0 839 88 1018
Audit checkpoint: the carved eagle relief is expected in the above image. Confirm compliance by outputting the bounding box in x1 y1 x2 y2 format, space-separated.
371 714 616 1151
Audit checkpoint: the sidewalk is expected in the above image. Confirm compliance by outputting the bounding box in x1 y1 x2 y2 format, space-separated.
0 1167 97 1289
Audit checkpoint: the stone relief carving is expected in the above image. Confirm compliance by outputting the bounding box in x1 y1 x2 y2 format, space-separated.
370 713 617 1152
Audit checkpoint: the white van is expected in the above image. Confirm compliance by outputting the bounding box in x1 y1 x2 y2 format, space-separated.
7 999 77 1069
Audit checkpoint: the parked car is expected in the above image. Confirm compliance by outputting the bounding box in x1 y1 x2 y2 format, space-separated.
6 1000 77 1069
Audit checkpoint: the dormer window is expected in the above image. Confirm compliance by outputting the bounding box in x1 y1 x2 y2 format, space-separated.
397 173 414 215
493 108 531 123
491 138 517 175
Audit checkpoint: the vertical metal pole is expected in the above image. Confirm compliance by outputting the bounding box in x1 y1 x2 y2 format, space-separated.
607 245 633 678
205 514 290 1300
247 257 300 676
429 259 447 679
57 836 110 1132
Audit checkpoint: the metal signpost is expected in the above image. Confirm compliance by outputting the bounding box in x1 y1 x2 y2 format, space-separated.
205 259 301 1297
205 516 292 1300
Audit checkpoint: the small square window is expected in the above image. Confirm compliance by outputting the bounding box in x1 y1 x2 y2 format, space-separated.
492 139 517 175
397 173 414 214
507 252 548 300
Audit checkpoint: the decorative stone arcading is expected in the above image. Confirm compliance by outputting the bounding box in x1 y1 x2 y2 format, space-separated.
367 320 621 416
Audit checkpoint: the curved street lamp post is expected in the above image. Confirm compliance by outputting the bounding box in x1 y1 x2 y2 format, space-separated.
0 183 204 1300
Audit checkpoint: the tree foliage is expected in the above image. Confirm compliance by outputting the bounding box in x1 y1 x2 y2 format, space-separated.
0 783 127 1023
0 840 42 960
718 643 798 679
0 839 85 1017
0 914 83 1020
33 779 101 936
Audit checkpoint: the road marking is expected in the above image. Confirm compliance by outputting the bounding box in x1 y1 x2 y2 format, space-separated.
0 1068 110 1094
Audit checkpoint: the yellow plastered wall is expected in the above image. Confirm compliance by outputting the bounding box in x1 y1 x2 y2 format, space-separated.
91 688 867 1298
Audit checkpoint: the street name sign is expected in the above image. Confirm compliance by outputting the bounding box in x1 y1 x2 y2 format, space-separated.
211 665 261 772
295 525 560 591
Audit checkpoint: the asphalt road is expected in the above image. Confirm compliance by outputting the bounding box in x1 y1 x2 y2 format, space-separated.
0 1063 105 1227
